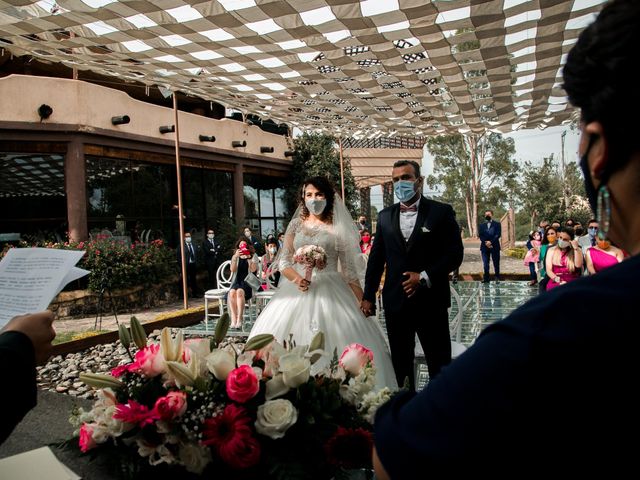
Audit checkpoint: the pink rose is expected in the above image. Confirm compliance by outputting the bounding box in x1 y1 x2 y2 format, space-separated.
154 391 187 420
226 365 260 403
339 343 374 375
79 423 97 453
130 344 165 377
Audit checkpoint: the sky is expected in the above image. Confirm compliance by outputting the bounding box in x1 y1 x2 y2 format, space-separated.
369 124 582 212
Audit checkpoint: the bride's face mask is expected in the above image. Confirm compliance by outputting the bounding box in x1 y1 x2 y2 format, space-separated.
303 184 327 215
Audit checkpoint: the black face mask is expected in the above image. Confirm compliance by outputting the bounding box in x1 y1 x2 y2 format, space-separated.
485 215 492 222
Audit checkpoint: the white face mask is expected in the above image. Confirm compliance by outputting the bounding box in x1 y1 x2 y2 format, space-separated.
306 199 327 215
557 239 569 249
268 247 277 254
185 237 192 243
207 233 214 239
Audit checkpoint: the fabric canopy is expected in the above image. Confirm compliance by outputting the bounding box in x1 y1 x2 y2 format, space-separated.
0 0 604 137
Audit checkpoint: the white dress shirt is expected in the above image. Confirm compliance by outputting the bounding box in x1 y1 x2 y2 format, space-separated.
399 198 420 241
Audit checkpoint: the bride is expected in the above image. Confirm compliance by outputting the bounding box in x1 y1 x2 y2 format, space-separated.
248 176 397 389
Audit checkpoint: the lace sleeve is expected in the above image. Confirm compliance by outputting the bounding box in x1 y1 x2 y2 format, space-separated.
331 196 366 287
336 233 365 286
274 217 302 271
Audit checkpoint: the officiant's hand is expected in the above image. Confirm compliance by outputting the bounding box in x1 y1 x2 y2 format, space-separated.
2 311 55 365
402 272 421 298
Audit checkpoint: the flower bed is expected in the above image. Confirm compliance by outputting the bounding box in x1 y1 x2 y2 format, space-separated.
67 316 393 479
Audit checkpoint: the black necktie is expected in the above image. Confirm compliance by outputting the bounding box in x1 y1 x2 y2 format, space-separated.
591 237 596 247
188 244 194 262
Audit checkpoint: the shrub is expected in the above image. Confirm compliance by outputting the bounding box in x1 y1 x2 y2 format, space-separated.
1 239 176 292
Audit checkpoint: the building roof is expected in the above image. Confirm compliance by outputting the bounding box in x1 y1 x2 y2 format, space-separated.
0 0 604 137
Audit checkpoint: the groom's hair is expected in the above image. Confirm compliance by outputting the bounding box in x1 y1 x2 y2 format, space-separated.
300 176 335 223
393 160 421 178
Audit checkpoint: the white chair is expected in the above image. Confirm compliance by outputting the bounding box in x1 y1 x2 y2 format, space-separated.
203 260 233 328
255 268 280 315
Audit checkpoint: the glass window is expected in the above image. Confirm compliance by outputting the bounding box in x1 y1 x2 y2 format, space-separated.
0 153 66 242
260 189 274 217
274 188 287 217
244 184 259 217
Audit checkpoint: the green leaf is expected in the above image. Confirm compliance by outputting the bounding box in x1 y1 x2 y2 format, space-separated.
214 312 230 344
129 316 147 349
243 333 274 352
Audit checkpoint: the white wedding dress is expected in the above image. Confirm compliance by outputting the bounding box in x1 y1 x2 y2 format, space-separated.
248 218 397 390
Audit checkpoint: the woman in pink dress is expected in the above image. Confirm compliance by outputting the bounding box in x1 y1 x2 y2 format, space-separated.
545 227 583 291
585 238 624 274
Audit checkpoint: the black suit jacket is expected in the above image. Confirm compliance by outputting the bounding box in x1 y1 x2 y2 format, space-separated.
479 220 501 252
202 238 221 265
177 242 199 265
364 197 463 313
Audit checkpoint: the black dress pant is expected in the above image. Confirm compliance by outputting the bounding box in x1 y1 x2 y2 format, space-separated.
205 259 219 289
186 262 199 295
481 248 501 281
384 300 451 390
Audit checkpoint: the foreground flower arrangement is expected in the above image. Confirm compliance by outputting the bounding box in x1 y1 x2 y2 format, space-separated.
69 316 393 479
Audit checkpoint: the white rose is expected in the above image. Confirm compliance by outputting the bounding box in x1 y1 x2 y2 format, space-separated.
255 399 298 439
206 349 236 381
179 442 212 474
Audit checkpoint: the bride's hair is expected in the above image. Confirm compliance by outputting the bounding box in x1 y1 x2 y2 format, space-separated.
300 176 335 223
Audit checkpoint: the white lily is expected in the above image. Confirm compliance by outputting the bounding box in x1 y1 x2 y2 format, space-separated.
161 328 184 362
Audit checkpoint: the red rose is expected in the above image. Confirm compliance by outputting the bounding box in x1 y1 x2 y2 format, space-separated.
325 427 374 470
226 365 259 403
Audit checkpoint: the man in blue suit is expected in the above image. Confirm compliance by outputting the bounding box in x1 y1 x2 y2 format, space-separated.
478 209 501 282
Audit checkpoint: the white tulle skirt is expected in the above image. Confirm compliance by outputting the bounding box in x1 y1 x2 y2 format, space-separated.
248 267 397 390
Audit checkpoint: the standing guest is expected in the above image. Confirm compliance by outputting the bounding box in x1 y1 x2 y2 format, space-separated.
537 220 549 240
523 230 541 286
176 231 200 298
357 215 371 232
277 232 285 250
585 237 624 274
360 229 373 254
0 311 55 444
478 209 501 282
361 160 463 389
565 218 575 228
545 227 583 291
373 2 640 475
202 228 222 289
227 239 259 329
538 226 558 292
243 226 263 256
551 220 562 231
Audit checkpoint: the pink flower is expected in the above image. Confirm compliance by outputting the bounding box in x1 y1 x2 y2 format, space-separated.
111 364 130 377
226 365 260 403
113 400 159 427
129 344 165 377
79 423 97 453
202 404 261 469
339 343 374 375
154 391 187 420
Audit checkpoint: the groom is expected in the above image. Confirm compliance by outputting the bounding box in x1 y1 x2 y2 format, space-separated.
361 160 463 390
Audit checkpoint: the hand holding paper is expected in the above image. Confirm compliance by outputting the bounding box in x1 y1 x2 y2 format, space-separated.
0 248 89 328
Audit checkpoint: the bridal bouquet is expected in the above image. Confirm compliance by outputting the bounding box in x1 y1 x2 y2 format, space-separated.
293 244 328 282
68 316 392 479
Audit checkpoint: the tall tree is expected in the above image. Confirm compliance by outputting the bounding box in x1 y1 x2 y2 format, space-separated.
519 155 564 229
285 132 358 216
426 132 518 237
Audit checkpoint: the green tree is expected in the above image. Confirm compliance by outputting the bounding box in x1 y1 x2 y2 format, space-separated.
285 132 358 216
426 132 518 237
519 155 564 229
